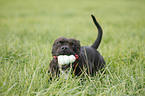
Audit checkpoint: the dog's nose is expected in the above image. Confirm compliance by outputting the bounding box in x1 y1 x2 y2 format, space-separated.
61 46 69 51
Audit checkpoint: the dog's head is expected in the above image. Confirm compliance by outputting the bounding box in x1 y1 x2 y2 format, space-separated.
52 37 81 56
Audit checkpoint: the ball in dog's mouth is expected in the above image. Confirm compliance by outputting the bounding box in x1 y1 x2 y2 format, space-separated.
58 55 76 66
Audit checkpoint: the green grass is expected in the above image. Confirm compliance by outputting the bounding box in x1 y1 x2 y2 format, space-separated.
0 0 145 95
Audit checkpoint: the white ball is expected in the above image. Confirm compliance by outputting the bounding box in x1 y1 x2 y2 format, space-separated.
58 55 76 65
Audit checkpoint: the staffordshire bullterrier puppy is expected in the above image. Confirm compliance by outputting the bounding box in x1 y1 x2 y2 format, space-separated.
49 15 105 78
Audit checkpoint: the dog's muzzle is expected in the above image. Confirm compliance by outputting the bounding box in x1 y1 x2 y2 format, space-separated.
53 55 79 70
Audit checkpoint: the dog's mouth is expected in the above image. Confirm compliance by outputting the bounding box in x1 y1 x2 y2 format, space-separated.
53 55 79 70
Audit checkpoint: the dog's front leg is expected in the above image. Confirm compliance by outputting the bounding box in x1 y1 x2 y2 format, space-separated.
48 59 59 79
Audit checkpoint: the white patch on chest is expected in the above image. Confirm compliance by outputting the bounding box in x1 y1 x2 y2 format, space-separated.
57 55 77 79
59 64 73 79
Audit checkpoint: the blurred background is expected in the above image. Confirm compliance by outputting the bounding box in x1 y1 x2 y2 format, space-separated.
0 0 144 95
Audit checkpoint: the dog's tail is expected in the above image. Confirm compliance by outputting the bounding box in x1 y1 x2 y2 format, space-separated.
91 14 103 49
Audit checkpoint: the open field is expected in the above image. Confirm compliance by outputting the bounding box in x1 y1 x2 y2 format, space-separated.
0 0 145 95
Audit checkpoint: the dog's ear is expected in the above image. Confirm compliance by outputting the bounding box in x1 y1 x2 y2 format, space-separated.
76 40 81 51
52 48 56 56
77 40 80 44
77 40 81 47
52 44 56 56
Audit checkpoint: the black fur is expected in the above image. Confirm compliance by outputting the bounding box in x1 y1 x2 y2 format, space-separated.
49 15 105 77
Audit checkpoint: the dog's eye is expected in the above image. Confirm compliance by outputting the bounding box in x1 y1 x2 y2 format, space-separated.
73 44 77 47
70 43 77 47
56 41 65 45
56 42 60 45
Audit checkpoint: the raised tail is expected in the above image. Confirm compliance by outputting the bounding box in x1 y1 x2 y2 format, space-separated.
91 14 103 49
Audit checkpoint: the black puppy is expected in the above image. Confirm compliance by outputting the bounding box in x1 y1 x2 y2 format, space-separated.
49 15 105 77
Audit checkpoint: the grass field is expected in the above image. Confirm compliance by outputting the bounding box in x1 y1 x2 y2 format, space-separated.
0 0 145 95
